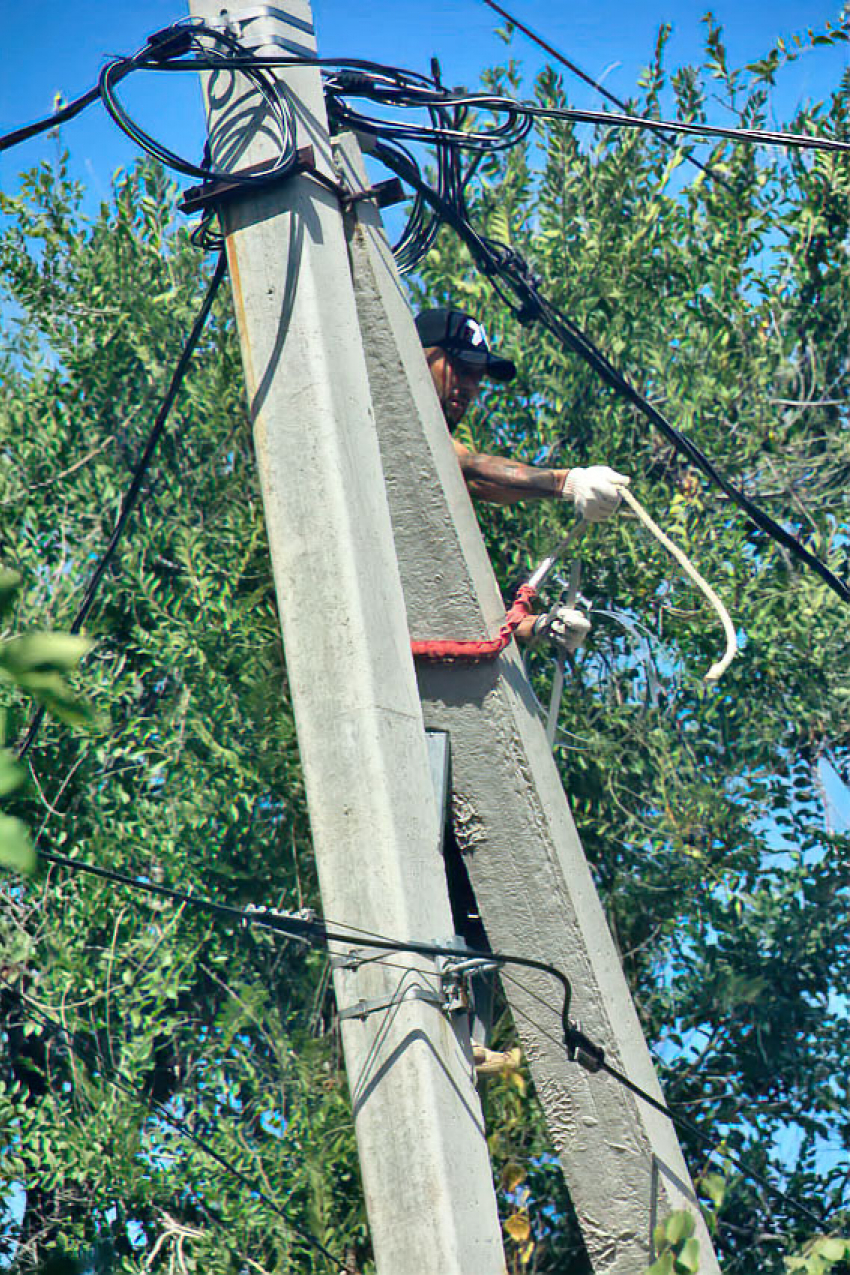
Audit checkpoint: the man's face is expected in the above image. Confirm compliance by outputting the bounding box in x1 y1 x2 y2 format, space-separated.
425 347 485 428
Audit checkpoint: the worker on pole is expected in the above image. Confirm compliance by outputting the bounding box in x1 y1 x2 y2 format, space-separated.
416 306 629 652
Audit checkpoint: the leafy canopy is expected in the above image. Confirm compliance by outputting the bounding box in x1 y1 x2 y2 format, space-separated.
1 13 850 1275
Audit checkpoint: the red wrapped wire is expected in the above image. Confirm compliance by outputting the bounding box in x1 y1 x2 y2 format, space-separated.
410 583 537 662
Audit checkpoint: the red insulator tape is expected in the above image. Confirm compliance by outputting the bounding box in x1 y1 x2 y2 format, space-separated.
411 583 537 662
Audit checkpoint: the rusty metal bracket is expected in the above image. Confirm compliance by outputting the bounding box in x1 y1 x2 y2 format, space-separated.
180 146 404 217
179 145 317 214
341 177 405 210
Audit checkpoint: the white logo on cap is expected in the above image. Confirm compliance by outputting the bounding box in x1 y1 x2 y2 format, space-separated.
465 320 487 348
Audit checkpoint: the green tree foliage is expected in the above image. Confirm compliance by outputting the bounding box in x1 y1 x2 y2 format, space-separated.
2 15 850 1275
0 158 363 1272
409 17 850 1275
0 565 93 875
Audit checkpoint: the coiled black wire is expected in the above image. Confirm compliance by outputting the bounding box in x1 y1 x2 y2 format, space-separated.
1 19 299 190
5 30 845 596
99 20 298 185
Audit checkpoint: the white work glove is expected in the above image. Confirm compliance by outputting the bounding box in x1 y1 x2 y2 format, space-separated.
563 466 630 522
534 606 591 654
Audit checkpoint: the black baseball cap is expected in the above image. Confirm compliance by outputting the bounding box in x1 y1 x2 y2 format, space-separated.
415 308 516 383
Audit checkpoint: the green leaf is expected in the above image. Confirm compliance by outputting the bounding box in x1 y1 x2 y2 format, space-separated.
0 631 92 675
0 568 21 617
676 1237 701 1273
819 1238 850 1263
8 669 95 727
701 1172 725 1202
0 813 35 874
0 750 25 797
663 1211 696 1246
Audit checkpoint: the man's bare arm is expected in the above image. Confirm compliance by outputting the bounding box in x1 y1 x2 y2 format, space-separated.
453 440 568 506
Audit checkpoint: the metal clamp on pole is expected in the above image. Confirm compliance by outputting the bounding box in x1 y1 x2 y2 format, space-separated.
180 148 404 216
565 1020 605 1074
437 939 502 1015
337 983 446 1024
180 145 317 213
207 4 317 57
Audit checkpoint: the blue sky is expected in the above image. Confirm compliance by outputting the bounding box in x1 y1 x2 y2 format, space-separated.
2 0 849 200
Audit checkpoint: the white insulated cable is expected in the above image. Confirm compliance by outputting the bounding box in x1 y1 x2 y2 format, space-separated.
619 487 738 683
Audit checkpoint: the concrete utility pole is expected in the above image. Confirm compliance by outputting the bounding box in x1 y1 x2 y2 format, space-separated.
335 133 722 1275
186 3 507 1272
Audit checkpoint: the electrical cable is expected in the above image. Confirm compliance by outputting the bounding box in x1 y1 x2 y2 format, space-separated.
99 22 298 186
3 33 845 274
359 134 849 605
0 86 103 154
15 248 229 762
599 1051 824 1228
31 845 825 1230
619 487 738 682
523 99 850 153
0 977 345 1271
479 0 729 189
0 23 841 1234
500 971 824 1230
1 21 298 190
3 37 848 165
320 68 850 154
148 52 850 156
33 846 574 1024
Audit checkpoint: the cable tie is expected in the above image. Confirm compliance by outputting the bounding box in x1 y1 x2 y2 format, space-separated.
335 71 377 93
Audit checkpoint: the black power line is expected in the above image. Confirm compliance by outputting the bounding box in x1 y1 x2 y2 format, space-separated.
500 971 824 1231
35 846 574 1023
565 1024 823 1229
480 0 730 189
32 845 825 1230
5 35 849 163
1 21 299 188
0 85 103 154
350 130 849 605
153 55 850 155
0 19 841 1245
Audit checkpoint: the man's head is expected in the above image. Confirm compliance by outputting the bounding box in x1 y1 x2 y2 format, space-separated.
415 308 516 430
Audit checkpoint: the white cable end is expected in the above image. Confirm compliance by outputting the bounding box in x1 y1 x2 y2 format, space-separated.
704 643 737 684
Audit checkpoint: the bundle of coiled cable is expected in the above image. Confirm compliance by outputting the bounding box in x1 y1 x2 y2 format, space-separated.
1 18 300 190
3 24 847 602
99 19 299 185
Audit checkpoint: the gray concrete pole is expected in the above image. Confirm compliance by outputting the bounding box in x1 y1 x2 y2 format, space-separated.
335 131 722 1275
185 5 507 1272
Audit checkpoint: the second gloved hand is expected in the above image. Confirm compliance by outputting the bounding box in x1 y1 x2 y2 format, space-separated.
563 465 630 522
534 606 591 654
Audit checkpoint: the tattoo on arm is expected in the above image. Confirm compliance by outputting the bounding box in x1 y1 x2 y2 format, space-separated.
456 450 566 505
